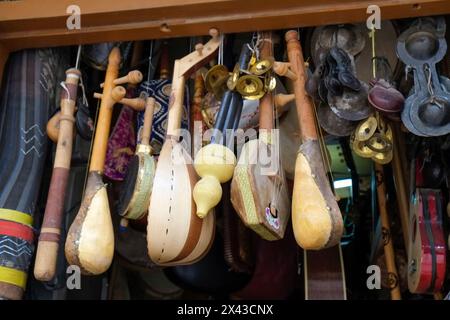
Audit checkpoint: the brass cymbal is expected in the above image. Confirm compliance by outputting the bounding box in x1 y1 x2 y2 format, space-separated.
227 63 240 91
250 57 274 75
372 149 393 164
265 72 277 92
355 116 377 142
205 64 229 100
243 91 266 101
236 74 264 97
351 133 374 158
366 132 393 153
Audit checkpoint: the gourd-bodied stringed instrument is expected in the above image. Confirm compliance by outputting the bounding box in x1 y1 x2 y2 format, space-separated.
231 31 290 240
65 47 145 275
147 30 220 266
286 30 343 250
34 46 82 281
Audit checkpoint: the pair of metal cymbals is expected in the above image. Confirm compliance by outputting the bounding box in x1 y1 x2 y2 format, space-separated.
205 56 277 101
351 115 393 164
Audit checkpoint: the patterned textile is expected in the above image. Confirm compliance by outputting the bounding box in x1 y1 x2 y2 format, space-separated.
0 48 65 299
137 79 190 155
104 88 137 181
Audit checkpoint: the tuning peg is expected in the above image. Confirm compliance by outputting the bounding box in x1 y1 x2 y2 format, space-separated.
273 62 297 81
100 70 143 88
209 28 219 39
94 85 126 102
119 97 146 111
274 93 295 110
195 43 204 56
94 89 146 111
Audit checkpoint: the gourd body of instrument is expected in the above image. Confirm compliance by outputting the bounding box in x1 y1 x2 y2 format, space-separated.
65 48 123 275
193 44 253 218
34 68 80 281
231 32 290 240
286 30 343 250
147 31 220 266
117 97 156 220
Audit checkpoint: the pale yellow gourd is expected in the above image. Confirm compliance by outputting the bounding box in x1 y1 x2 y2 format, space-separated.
193 143 236 218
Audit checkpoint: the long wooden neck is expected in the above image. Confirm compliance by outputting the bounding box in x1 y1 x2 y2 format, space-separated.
285 30 317 141
166 60 186 138
259 31 274 131
90 47 121 172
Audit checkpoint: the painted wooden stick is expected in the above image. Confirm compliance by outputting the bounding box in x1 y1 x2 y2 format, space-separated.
286 30 343 250
375 162 402 300
65 47 121 275
34 67 80 281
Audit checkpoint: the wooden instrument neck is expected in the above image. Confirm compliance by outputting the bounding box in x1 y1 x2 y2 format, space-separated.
285 30 318 141
259 32 274 132
90 47 121 173
166 29 221 138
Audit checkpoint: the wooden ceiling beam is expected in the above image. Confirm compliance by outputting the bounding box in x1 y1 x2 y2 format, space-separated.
0 0 450 51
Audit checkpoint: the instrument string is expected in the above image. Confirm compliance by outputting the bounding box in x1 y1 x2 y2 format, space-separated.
312 98 334 183
147 40 154 83
81 98 100 196
270 33 283 206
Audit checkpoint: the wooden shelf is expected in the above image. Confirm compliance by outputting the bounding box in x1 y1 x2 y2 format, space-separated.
1 0 450 84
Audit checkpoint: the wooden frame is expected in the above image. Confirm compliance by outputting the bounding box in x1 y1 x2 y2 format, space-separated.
1 0 450 85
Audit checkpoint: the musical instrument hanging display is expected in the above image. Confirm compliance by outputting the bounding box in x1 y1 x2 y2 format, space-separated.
34 46 82 282
65 47 144 275
147 30 220 266
231 31 290 241
286 30 343 250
